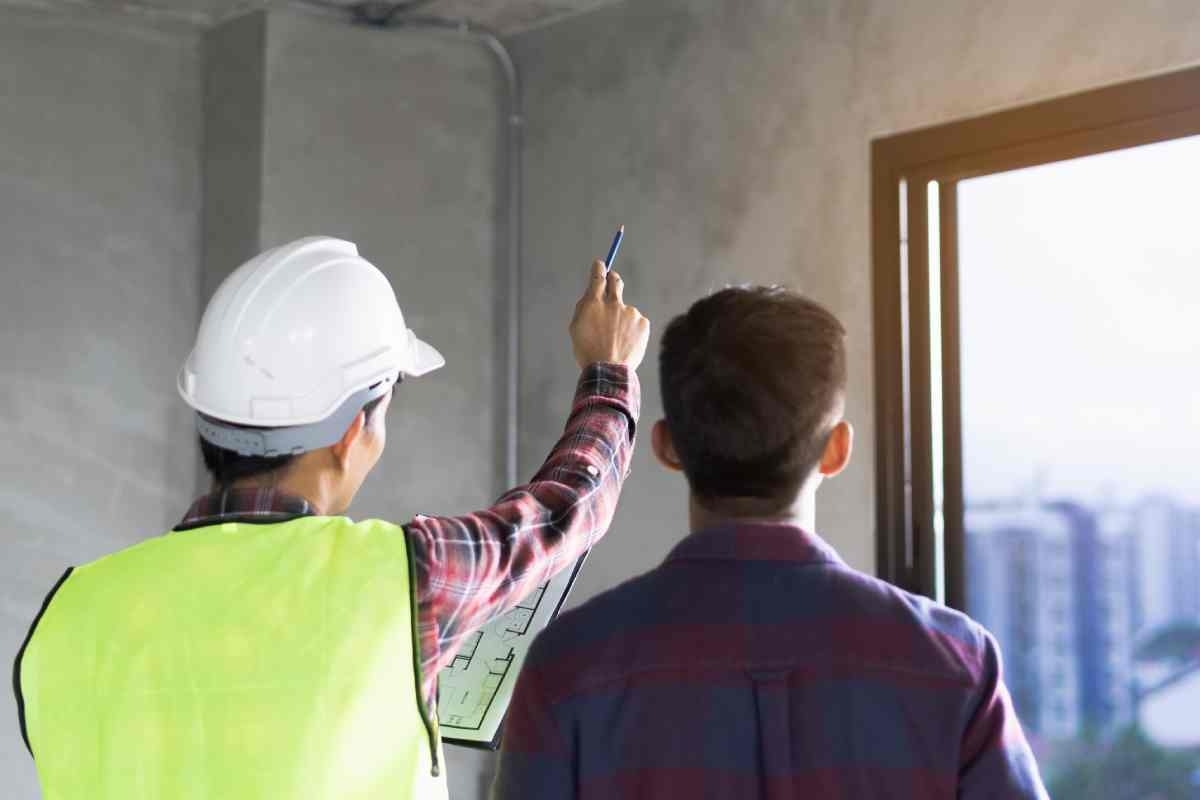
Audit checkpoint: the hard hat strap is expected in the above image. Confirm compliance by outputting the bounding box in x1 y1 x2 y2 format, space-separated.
196 378 396 457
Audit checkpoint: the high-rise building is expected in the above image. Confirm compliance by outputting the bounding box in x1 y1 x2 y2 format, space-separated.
967 498 1140 741
967 505 1080 740
967 491 1200 775
1050 502 1135 733
1096 509 1136 730
1132 497 1200 637
1127 498 1200 750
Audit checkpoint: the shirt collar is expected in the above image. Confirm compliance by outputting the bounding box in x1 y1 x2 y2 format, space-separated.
176 488 315 531
665 520 846 567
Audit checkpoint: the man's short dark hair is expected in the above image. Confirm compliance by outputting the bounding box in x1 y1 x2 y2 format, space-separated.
659 286 847 511
199 392 390 487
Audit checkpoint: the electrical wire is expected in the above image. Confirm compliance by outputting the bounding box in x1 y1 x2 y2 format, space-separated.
290 0 526 492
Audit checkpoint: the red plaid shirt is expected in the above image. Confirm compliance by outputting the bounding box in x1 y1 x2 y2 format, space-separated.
179 363 640 704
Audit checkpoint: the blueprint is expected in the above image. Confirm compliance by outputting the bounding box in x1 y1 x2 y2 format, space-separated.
438 555 587 748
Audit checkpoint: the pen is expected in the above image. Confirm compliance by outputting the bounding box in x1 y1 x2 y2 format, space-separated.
604 225 625 274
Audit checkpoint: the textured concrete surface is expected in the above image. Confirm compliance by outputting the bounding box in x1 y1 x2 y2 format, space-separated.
202 11 266 301
508 0 1200 608
0 8 203 796
257 7 507 528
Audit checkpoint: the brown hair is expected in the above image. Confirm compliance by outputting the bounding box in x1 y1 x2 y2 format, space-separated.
659 286 847 511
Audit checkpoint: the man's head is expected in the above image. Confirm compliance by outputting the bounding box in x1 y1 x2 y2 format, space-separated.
199 386 394 514
653 286 852 518
180 237 446 515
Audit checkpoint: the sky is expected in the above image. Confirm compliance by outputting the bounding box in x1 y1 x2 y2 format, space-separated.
955 134 1200 506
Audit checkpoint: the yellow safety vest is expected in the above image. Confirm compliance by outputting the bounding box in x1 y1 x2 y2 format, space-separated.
16 516 448 800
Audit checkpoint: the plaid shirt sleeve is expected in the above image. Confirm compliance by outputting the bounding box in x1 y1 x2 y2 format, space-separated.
405 363 640 694
959 630 1050 799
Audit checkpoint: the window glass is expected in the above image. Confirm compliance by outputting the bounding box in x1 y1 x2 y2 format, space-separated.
959 135 1200 795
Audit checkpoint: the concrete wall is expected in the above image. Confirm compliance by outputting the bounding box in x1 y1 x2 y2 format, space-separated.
202 11 267 302
203 8 508 524
202 9 507 795
260 9 507 526
508 0 1200 605
0 8 203 796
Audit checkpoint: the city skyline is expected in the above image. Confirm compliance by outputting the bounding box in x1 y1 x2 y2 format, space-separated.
965 490 1200 775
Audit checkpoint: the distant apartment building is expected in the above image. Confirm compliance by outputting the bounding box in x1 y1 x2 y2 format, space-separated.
1097 509 1138 728
1131 497 1200 636
967 494 1200 745
966 505 1080 740
1127 498 1200 749
1052 501 1135 733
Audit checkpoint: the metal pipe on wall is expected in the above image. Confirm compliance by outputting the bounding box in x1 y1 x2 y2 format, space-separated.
320 5 526 491
451 22 523 492
384 14 524 492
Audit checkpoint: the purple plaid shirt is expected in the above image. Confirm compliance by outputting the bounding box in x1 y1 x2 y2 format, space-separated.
179 363 640 706
495 522 1048 800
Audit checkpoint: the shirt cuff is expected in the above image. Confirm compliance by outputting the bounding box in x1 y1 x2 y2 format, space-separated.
574 362 642 434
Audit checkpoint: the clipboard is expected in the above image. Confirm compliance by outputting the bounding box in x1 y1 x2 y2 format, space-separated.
439 551 590 750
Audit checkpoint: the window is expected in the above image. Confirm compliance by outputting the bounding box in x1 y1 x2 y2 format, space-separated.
872 67 1200 795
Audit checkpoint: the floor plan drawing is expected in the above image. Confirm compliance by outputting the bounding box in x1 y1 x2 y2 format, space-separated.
500 582 547 641
438 554 588 747
448 630 484 673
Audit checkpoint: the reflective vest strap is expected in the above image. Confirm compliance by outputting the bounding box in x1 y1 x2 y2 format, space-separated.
403 526 441 777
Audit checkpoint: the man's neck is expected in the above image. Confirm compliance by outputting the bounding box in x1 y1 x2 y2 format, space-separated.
225 466 338 516
688 487 818 534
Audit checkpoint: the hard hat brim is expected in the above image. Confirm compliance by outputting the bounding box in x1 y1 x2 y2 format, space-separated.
406 334 445 378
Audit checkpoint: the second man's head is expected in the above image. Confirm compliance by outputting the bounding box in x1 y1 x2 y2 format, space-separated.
654 286 852 520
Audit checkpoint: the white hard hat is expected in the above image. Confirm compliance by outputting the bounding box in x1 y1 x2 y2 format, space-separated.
178 236 444 455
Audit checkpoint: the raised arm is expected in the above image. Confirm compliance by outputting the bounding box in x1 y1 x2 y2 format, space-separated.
407 260 649 685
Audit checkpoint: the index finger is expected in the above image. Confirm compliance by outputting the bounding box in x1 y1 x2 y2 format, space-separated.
585 259 607 300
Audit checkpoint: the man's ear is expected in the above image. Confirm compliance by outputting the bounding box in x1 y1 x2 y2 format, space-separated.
330 411 367 469
818 420 854 479
651 420 685 473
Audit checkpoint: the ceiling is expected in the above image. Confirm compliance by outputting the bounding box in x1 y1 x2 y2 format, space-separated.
419 0 616 33
9 0 620 33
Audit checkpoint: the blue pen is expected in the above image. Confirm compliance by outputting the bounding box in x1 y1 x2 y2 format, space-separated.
604 225 625 274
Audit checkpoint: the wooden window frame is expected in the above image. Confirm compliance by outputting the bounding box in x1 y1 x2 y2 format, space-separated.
871 66 1200 609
